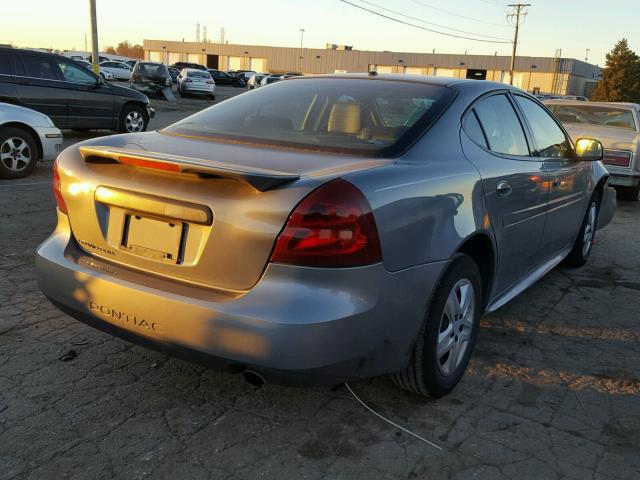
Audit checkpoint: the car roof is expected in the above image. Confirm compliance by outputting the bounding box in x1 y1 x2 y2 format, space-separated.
286 73 521 93
544 100 639 110
183 68 208 73
0 46 51 56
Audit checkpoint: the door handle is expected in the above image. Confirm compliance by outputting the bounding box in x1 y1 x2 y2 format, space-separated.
496 181 512 197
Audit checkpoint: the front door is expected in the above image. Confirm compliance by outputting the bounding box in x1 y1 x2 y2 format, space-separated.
512 94 590 257
54 58 114 130
461 93 549 295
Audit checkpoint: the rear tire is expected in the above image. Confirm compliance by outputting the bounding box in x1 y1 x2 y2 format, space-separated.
0 126 38 179
564 194 599 267
118 104 148 134
391 254 482 398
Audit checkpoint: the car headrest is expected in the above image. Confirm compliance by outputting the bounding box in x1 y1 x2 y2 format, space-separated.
328 103 361 135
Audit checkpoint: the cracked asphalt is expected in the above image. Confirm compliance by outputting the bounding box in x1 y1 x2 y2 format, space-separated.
1 100 639 479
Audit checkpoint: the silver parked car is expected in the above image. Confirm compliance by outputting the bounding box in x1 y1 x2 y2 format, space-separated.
546 100 640 200
177 69 216 99
36 75 615 397
0 102 62 178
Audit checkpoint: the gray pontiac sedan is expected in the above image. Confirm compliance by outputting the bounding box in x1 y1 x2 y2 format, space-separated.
37 74 616 397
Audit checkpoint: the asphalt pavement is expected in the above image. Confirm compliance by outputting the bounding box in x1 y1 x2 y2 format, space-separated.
1 89 639 479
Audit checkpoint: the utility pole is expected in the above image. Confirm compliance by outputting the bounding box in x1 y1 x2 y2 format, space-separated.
299 28 305 72
89 0 100 75
507 3 530 86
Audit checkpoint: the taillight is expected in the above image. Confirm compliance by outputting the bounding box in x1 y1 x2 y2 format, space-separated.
603 150 631 167
270 178 382 267
52 160 67 214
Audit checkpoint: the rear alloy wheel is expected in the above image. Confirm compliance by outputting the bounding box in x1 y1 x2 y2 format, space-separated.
0 127 38 179
564 194 599 267
119 105 148 133
391 254 482 398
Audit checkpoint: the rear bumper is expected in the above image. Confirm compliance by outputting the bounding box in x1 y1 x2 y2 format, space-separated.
36 212 446 385
607 173 640 188
34 126 63 161
181 84 215 95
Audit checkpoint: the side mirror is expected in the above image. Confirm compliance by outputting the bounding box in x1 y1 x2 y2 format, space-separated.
575 138 603 161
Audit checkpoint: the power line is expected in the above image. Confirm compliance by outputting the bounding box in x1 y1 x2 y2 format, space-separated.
478 0 508 5
339 0 513 44
355 0 511 40
407 0 510 28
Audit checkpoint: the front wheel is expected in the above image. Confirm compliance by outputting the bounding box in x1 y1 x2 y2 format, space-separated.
118 104 148 133
391 254 482 398
0 126 38 179
564 194 599 267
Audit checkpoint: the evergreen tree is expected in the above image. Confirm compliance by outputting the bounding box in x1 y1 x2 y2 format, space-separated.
591 39 640 102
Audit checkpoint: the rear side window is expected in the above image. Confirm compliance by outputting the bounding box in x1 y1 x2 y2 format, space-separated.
474 94 529 156
462 111 487 148
514 95 572 159
164 78 455 157
19 55 59 80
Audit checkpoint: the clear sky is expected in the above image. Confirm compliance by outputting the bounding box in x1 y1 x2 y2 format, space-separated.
2 0 638 65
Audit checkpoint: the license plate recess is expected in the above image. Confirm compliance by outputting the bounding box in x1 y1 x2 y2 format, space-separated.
122 214 183 264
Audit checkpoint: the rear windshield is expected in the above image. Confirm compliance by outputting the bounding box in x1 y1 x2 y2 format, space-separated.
136 63 168 77
163 78 454 156
187 71 210 78
549 104 637 131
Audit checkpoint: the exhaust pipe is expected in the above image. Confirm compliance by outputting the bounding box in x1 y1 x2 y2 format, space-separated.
243 370 266 387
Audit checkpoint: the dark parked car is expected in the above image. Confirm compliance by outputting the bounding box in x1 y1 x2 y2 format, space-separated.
208 69 244 87
0 47 154 133
130 61 172 95
171 62 207 72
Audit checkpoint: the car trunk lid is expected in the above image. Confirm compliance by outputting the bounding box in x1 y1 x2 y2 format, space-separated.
58 132 390 291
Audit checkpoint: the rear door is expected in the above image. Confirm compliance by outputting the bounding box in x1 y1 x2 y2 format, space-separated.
513 94 590 257
0 51 19 103
13 53 68 126
461 92 548 295
53 58 114 129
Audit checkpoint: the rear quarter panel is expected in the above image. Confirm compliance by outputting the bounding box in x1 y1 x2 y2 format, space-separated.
346 113 489 273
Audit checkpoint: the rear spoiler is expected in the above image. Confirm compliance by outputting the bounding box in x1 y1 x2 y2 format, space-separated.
79 146 300 191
